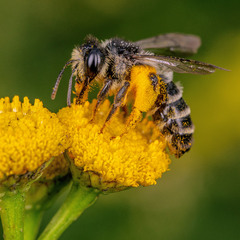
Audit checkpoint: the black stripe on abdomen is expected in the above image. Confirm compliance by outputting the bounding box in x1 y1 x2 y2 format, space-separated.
163 97 190 119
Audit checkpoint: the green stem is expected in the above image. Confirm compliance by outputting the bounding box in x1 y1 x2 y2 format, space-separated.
24 208 44 240
0 190 25 240
38 183 100 240
24 175 71 240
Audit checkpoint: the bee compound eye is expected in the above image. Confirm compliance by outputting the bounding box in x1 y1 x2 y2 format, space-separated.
87 49 102 73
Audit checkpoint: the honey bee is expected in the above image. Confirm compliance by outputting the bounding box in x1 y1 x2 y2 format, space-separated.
51 33 226 158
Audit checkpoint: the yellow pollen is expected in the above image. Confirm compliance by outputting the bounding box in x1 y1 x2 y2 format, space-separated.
0 96 67 180
58 100 171 188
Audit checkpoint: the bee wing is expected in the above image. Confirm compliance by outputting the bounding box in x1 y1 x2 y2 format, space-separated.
135 33 201 55
132 55 229 74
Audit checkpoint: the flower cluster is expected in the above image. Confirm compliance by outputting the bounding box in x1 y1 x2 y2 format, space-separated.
0 95 171 240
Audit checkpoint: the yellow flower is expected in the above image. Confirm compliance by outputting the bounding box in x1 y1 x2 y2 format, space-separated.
0 96 67 183
58 100 171 192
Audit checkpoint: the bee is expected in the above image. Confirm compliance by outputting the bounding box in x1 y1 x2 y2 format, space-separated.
51 33 226 158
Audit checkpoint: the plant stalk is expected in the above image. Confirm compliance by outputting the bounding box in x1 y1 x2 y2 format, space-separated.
0 190 25 240
38 183 100 240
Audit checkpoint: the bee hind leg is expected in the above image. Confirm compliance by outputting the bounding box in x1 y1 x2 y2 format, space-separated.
119 107 143 137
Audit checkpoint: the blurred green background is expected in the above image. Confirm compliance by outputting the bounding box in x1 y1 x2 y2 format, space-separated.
1 0 240 239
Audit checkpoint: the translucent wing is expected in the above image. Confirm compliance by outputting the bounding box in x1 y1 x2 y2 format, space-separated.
135 33 201 55
133 55 228 74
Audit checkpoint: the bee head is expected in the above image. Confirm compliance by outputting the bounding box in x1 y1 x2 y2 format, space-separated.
80 36 105 81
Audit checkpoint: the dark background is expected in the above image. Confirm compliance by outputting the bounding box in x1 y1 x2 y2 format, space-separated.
1 0 240 239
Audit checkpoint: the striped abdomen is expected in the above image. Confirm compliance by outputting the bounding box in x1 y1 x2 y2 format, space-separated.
153 78 194 158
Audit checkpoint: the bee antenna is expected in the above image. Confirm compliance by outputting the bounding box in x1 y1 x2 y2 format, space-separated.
67 64 79 106
51 60 75 100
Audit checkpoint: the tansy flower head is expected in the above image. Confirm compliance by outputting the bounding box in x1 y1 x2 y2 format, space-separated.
58 100 171 192
0 96 67 187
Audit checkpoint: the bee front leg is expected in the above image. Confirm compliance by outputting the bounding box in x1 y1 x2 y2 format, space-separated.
90 79 113 122
75 78 90 105
100 81 130 133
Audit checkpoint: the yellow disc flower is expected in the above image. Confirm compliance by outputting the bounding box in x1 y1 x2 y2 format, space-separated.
0 96 67 183
58 99 171 192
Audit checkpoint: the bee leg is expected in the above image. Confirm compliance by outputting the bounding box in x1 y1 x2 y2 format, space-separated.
119 107 142 137
73 75 81 95
90 79 113 123
75 78 90 105
100 81 130 133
